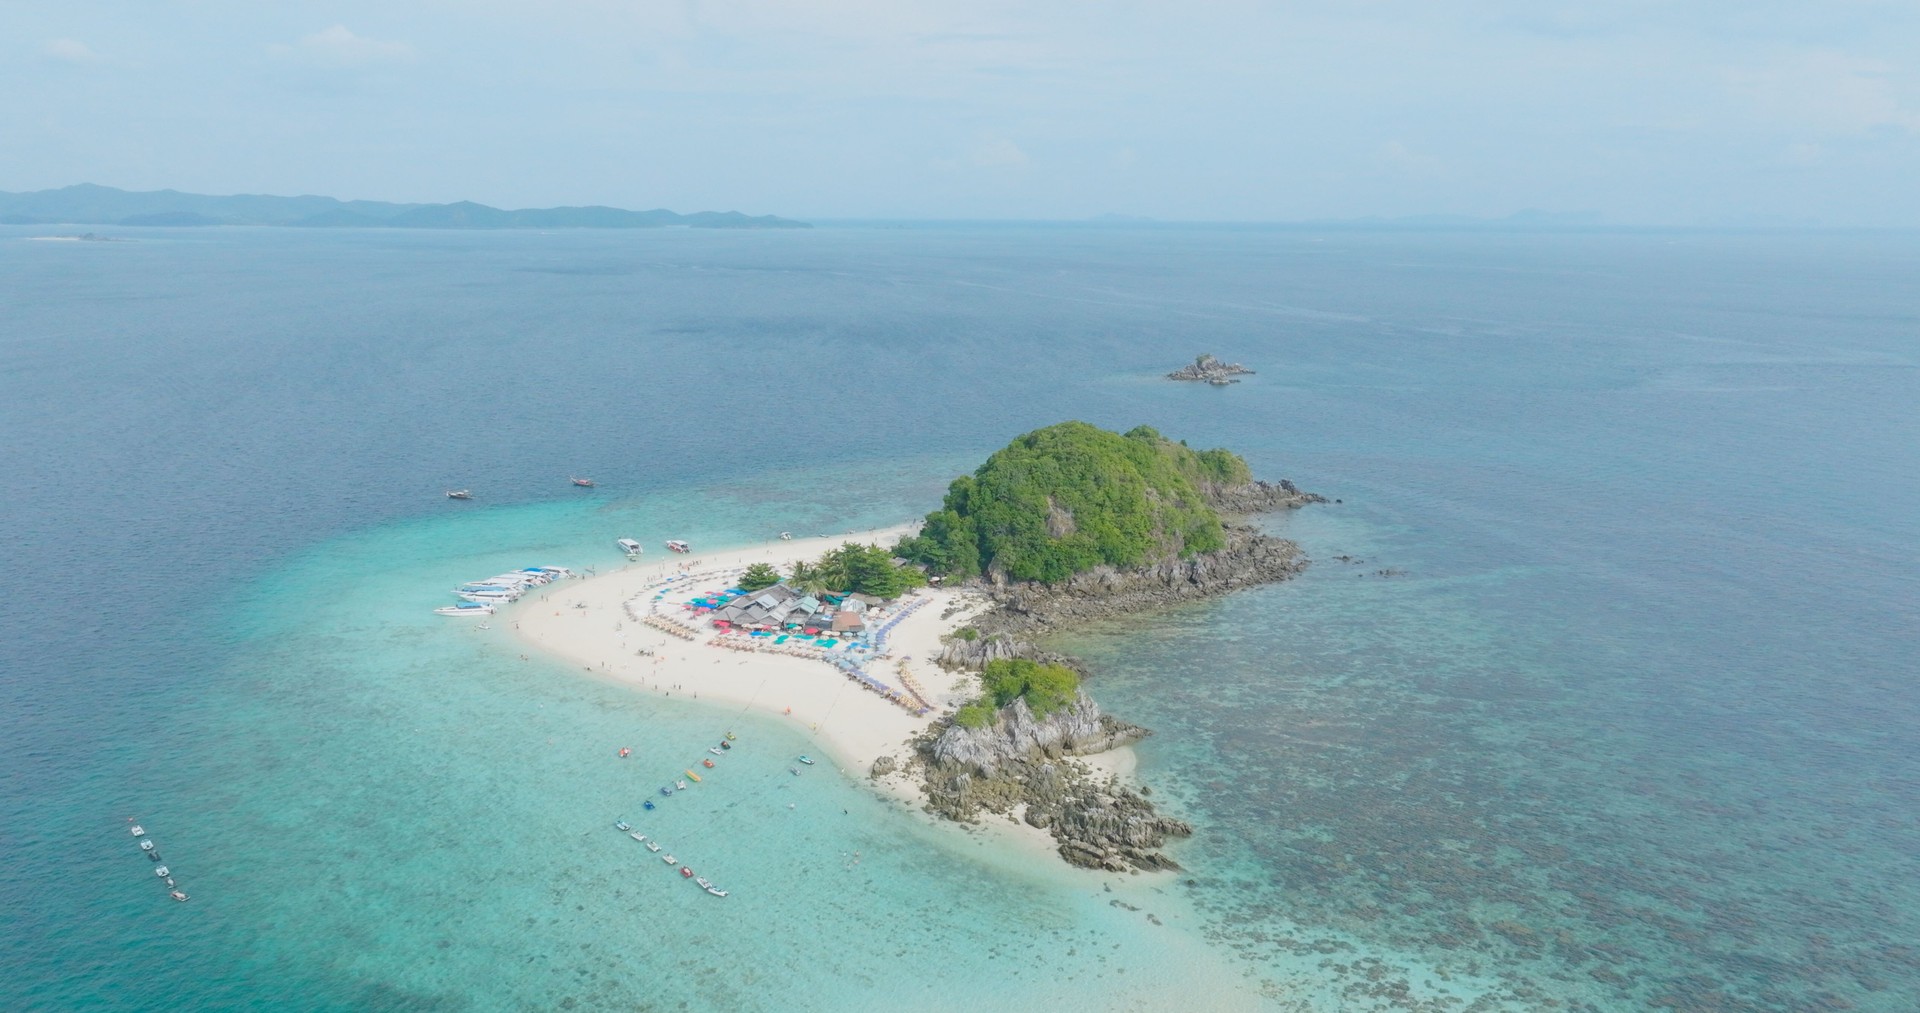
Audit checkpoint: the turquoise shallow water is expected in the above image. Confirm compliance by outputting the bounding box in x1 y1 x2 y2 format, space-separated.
4 224 1918 1010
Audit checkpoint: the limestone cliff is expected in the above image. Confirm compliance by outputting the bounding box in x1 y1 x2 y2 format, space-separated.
906 693 1191 871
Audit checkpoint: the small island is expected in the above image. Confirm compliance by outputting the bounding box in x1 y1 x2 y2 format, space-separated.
512 421 1322 875
1166 353 1254 385
891 421 1322 870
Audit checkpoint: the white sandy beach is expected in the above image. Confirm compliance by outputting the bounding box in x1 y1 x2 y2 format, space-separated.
513 524 981 776
510 523 1141 862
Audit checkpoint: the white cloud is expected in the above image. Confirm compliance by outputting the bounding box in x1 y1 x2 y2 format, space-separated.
41 38 101 64
270 25 414 67
1728 50 1920 135
1381 140 1441 173
969 136 1029 168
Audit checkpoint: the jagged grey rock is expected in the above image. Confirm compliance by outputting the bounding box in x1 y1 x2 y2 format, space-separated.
1166 353 1255 384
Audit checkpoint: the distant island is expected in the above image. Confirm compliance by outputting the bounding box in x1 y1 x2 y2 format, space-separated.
1166 353 1254 385
0 183 809 230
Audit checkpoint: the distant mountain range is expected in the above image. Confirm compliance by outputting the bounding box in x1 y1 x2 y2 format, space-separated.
0 184 809 230
1308 209 1606 228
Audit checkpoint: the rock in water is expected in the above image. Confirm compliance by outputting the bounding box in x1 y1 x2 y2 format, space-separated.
1166 353 1255 384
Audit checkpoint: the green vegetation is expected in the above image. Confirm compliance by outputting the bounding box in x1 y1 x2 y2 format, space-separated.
789 542 928 600
953 700 998 729
956 658 1080 722
951 626 979 642
736 563 782 592
897 421 1251 583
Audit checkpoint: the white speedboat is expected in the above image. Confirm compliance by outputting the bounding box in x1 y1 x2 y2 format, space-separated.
644 841 661 853
661 854 676 864
629 831 647 843
129 825 145 837
154 866 169 878
707 747 724 756
139 840 155 851
616 538 643 560
435 603 495 617
614 820 631 832
460 579 528 592
457 582 524 595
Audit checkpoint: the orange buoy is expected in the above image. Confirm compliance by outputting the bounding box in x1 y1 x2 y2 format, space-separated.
618 747 631 758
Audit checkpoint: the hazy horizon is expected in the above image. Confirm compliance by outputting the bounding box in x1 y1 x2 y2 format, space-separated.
8 3 1920 226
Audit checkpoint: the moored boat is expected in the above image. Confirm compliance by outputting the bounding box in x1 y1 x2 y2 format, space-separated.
644 841 661 852
679 866 693 878
702 759 714 768
140 840 155 851
629 831 647 843
616 538 643 560
642 800 656 810
684 770 701 782
615 820 631 832
703 883 728 897
154 866 169 877
435 603 495 617
129 825 145 837
457 588 521 600
707 747 724 755
571 477 595 488
675 779 687 790
665 540 690 554
446 490 473 500
797 755 816 765
659 785 674 796
169 890 190 902
661 854 676 864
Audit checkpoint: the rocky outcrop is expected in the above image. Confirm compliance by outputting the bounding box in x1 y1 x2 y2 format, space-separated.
936 631 1083 674
1201 478 1328 514
930 694 1142 774
1166 353 1254 385
912 694 1189 871
974 523 1308 637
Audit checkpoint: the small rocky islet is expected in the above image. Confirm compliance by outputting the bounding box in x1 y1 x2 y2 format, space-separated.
1166 353 1255 385
882 421 1324 871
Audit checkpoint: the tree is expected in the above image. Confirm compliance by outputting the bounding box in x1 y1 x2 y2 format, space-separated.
737 563 782 592
977 658 1080 719
896 422 1241 583
791 542 925 598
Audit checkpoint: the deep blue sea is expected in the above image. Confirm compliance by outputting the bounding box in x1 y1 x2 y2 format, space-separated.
3 223 1916 1011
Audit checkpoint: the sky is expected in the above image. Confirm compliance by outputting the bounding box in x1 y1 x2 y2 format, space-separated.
5 2 1920 224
